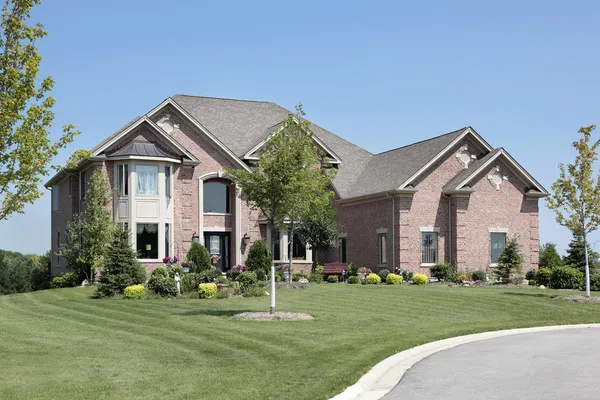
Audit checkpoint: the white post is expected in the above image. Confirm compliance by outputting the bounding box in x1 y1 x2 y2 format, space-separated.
270 265 276 313
585 240 591 297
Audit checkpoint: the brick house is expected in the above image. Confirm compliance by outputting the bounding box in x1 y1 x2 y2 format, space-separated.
46 95 548 277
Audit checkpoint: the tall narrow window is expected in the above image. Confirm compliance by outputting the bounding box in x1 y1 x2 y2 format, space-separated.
379 234 387 264
292 231 306 260
68 177 72 197
340 237 347 263
165 223 171 258
165 166 171 197
204 181 230 213
52 185 60 211
490 233 506 265
137 223 158 259
117 164 129 196
81 170 87 201
421 232 438 264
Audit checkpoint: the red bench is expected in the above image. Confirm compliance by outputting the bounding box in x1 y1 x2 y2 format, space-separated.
322 262 348 275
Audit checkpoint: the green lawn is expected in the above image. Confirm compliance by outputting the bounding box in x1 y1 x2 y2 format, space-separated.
1 285 599 400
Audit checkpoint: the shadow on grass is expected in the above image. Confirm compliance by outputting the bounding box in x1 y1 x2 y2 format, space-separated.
176 309 255 317
503 292 556 298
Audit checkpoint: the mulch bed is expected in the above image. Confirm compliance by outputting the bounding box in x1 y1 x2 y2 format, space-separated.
553 296 600 303
232 312 314 321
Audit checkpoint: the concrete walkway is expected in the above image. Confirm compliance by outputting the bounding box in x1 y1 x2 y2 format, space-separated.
382 328 600 400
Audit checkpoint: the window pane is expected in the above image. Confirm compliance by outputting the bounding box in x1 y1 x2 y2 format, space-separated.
165 166 171 197
340 238 347 263
136 165 158 195
421 232 437 264
137 223 158 259
292 232 306 260
124 164 128 195
491 233 506 264
117 165 123 195
380 235 387 264
204 181 230 213
81 171 87 200
165 223 170 258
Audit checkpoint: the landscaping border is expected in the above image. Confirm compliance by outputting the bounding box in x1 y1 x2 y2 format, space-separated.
330 323 600 400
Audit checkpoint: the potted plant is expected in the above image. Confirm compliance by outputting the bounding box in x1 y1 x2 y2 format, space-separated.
357 267 371 280
281 264 290 281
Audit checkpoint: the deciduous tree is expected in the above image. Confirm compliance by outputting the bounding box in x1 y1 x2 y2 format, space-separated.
0 0 78 220
547 125 600 296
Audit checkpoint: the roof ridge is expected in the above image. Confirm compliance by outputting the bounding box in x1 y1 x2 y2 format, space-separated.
174 94 277 105
374 127 468 156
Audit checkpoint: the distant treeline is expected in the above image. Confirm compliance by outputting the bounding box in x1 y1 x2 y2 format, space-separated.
0 249 51 295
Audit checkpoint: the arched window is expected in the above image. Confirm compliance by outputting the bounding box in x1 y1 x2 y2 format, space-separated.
204 181 230 213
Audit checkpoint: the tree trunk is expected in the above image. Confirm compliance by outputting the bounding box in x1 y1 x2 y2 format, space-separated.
584 233 591 297
270 222 276 314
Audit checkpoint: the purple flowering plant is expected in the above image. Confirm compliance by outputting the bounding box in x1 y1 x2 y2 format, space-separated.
232 264 247 272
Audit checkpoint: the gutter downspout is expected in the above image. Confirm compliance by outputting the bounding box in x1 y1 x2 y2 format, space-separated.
442 193 452 265
386 192 395 272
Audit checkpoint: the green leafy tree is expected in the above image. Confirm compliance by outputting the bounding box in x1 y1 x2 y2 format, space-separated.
493 237 523 283
296 203 340 268
227 105 336 311
95 224 146 298
562 235 599 274
245 239 271 278
0 0 78 220
61 149 91 170
538 243 563 270
59 169 113 284
547 125 600 296
186 241 211 272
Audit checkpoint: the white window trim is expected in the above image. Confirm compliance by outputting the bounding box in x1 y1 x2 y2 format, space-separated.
378 233 387 264
203 212 232 216
420 263 436 267
488 227 509 233
420 226 441 232
489 231 507 267
420 229 439 266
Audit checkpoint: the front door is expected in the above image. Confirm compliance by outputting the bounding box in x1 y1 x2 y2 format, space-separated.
204 232 230 271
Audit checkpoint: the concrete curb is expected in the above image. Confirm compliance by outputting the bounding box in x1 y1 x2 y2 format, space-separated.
330 323 600 400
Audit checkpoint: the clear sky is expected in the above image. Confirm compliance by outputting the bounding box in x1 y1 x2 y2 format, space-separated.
1 0 599 256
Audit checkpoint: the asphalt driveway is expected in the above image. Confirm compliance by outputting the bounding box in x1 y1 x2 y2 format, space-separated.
383 327 600 400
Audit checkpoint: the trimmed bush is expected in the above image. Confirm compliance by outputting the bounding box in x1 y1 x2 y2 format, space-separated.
347 275 360 284
245 240 271 277
50 276 65 288
471 270 486 281
386 273 403 285
400 269 413 283
181 273 202 293
412 273 428 285
124 284 145 299
147 276 178 297
308 272 323 284
168 265 183 279
151 266 168 278
378 269 390 281
237 271 258 287
549 266 583 289
198 283 217 298
186 241 211 272
537 268 551 287
51 272 77 288
242 284 268 297
365 273 381 284
528 279 537 286
525 270 537 281
215 288 229 299
430 263 456 282
327 275 339 283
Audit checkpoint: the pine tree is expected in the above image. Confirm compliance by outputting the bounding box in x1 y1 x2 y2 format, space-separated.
494 237 523 283
563 235 599 274
186 241 211 272
539 243 563 269
95 225 146 298
245 240 271 276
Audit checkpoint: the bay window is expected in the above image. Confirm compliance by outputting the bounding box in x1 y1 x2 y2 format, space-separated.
137 223 158 259
136 165 158 195
117 164 129 196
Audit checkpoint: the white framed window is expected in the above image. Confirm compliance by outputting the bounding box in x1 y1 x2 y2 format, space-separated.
204 181 230 213
137 223 158 259
117 164 129 196
421 232 438 265
165 166 171 197
165 223 171 258
379 234 387 264
490 232 506 265
136 165 158 195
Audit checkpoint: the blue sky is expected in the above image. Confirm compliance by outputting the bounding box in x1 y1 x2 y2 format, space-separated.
1 0 599 255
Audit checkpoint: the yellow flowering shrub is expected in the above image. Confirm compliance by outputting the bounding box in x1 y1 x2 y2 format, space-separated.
386 273 403 285
198 283 218 299
124 284 145 299
365 273 381 284
412 273 428 285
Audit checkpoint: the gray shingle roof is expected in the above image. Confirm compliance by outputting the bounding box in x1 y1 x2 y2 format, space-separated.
346 128 468 197
171 95 373 198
